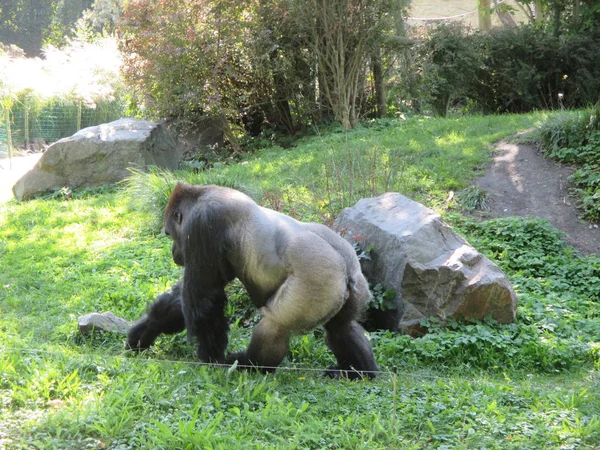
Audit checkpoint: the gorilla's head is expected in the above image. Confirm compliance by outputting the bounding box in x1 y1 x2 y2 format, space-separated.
163 184 188 266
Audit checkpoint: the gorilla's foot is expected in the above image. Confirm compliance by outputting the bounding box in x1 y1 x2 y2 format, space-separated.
225 351 276 373
324 366 376 380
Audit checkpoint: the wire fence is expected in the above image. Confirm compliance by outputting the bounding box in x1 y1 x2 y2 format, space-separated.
0 99 127 158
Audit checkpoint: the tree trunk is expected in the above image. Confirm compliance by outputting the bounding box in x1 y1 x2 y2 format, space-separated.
553 2 562 35
572 0 581 28
495 1 517 28
273 73 294 134
534 1 544 23
372 48 386 118
270 46 295 134
478 0 492 31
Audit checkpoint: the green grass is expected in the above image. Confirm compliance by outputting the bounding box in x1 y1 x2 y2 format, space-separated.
1 113 599 449
125 113 551 227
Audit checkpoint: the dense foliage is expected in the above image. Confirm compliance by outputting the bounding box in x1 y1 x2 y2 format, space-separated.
118 0 407 134
0 0 93 56
410 24 600 116
513 0 600 35
0 0 126 56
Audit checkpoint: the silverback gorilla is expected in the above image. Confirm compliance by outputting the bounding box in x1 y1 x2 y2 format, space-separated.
128 183 379 379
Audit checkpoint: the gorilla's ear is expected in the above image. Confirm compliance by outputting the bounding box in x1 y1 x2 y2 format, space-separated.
173 209 183 225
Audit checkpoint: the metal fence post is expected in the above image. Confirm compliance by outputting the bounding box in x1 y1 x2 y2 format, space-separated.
77 100 82 131
4 107 13 170
24 106 30 150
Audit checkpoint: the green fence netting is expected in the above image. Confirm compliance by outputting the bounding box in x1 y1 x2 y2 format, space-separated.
0 99 126 157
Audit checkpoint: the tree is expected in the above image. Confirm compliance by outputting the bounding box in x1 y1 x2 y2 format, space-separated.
478 0 492 30
0 1 57 56
289 0 393 129
75 0 126 39
513 0 600 34
0 0 93 55
119 0 400 136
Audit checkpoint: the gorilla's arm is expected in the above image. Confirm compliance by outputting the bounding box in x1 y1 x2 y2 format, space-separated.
127 279 186 350
180 208 233 364
182 266 229 363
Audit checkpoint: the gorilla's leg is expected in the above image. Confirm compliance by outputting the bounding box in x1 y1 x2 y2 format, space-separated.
226 316 291 373
324 312 379 380
127 281 186 350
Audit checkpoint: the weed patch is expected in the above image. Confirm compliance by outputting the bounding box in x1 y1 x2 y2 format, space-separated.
539 107 600 221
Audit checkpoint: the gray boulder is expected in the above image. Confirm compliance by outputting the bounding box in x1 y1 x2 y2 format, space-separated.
13 118 180 200
78 312 132 335
333 193 517 334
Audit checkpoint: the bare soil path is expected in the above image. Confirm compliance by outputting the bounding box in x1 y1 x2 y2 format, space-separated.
472 141 600 255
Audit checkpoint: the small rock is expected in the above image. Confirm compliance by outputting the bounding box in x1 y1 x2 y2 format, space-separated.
78 312 132 335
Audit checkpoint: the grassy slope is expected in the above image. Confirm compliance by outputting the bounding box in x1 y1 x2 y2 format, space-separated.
1 113 599 449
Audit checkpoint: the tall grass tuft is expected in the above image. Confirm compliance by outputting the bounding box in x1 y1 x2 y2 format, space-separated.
457 186 489 212
539 106 600 161
121 167 263 231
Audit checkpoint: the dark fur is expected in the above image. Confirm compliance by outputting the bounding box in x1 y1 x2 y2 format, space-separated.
128 183 379 379
127 279 185 350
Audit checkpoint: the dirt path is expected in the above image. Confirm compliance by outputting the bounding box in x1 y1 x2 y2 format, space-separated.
472 141 599 255
0 154 42 203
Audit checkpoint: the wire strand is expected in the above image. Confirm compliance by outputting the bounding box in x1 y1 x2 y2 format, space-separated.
1 346 393 378
406 0 507 21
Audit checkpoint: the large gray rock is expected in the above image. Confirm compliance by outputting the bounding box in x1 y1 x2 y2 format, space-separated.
333 193 517 334
169 116 225 159
13 118 180 200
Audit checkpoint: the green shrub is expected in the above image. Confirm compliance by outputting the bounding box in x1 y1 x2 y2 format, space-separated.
539 106 600 221
414 25 600 115
416 23 481 116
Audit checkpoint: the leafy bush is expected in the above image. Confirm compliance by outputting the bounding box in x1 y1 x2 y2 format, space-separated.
539 106 600 221
413 25 600 115
415 23 482 117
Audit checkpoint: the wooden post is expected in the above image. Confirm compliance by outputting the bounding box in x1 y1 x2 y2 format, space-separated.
24 106 30 150
77 100 82 131
478 0 492 31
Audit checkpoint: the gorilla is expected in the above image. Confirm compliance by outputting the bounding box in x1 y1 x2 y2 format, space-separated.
128 183 379 379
